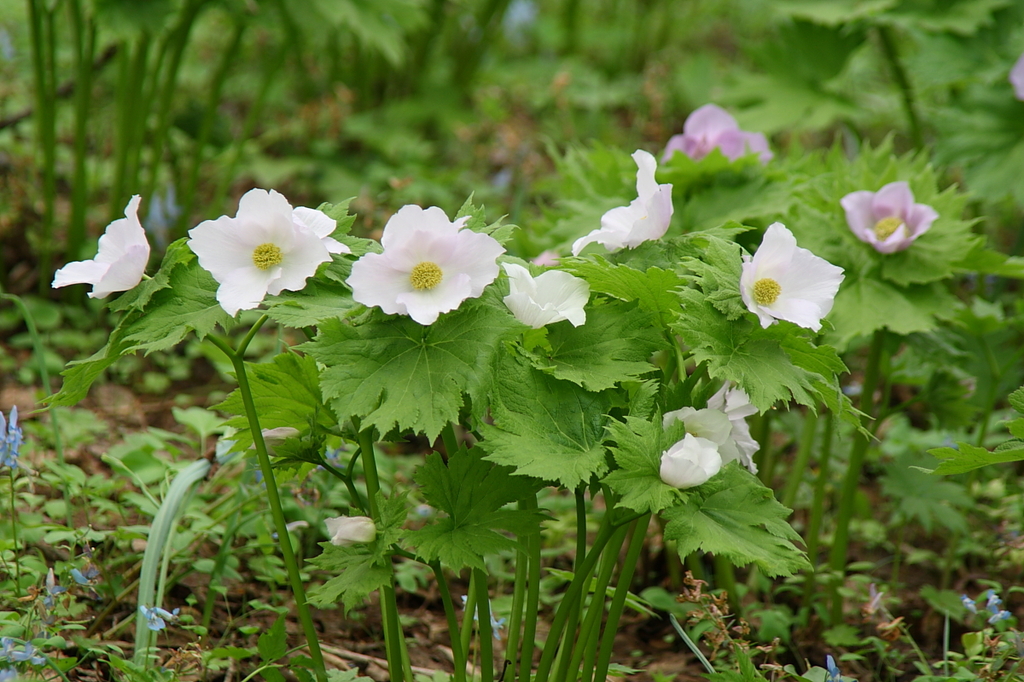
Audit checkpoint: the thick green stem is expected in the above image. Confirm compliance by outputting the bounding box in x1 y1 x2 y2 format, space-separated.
433 561 468 682
829 329 886 621
781 411 818 509
67 0 95 261
28 0 57 290
208 335 327 682
591 514 651 682
505 503 531 682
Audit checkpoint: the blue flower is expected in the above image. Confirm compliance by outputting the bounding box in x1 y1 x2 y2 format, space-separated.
138 605 179 631
9 643 44 666
490 615 506 640
962 594 978 614
988 609 1012 624
0 666 17 682
70 564 101 586
825 655 842 682
986 589 1003 612
42 568 66 609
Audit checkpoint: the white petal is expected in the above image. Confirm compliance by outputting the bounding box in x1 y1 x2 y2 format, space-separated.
632 149 659 202
324 516 377 546
216 266 276 316
348 253 413 316
52 259 108 289
266 228 331 295
91 244 150 298
441 229 504 297
188 216 260 281
397 272 475 325
293 206 336 239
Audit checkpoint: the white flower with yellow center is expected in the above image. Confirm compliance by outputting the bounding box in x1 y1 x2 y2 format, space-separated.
739 223 844 332
52 195 150 298
571 149 673 255
187 188 333 316
347 205 505 325
502 263 589 328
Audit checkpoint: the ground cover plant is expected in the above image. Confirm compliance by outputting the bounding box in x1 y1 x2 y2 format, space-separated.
3 1 1024 682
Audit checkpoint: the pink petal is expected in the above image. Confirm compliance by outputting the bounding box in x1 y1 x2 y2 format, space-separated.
871 181 914 221
683 104 740 138
1011 52 1024 101
840 191 877 242
661 134 686 163
905 202 939 238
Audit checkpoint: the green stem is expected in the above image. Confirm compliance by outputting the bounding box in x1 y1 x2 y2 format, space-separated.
877 26 924 150
318 460 366 513
713 555 738 614
207 334 327 682
520 495 542 680
67 0 95 262
28 0 57 291
534 511 640 682
781 411 818 509
572 525 629 682
755 411 775 485
474 567 494 682
591 514 651 682
442 422 460 456
433 561 468 682
9 473 19 588
358 426 405 682
802 412 833 611
462 571 477 676
505 505 531 682
829 328 886 622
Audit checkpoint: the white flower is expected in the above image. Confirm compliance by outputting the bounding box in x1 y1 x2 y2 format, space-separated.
52 195 150 298
347 205 505 325
663 403 758 473
292 206 352 255
660 433 723 489
740 223 844 332
502 263 589 328
571 150 673 255
187 188 333 316
324 515 377 546
706 382 759 473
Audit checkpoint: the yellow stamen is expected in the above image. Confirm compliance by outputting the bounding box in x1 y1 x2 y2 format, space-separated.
252 243 283 270
410 261 443 290
873 217 903 241
752 278 781 306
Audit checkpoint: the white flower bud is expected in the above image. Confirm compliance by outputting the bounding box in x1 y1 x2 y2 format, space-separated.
659 434 723 489
324 515 377 546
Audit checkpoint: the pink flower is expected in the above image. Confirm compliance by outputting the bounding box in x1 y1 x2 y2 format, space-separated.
1011 52 1024 101
840 181 938 254
662 104 773 165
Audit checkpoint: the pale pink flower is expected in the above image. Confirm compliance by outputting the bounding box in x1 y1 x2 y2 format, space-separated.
1011 52 1024 101
662 104 773 165
571 150 673 255
52 196 150 298
840 181 938 254
347 205 504 325
531 250 561 267
740 223 844 332
660 434 723 489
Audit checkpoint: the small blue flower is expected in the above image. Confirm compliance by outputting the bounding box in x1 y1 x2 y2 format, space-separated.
9 642 44 666
490 615 506 640
70 564 101 586
962 594 978 614
0 638 14 659
986 589 1003 612
988 609 1012 624
138 605 179 631
825 655 842 682
0 666 17 682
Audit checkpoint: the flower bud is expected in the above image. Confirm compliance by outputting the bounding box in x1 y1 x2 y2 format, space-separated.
324 515 377 546
659 434 723 489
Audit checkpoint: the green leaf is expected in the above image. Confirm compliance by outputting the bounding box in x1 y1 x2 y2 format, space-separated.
477 352 612 489
307 545 393 613
405 448 543 570
305 298 523 439
523 302 666 392
882 452 970 534
108 239 193 313
214 352 334 450
681 234 748 320
563 258 684 323
264 280 359 328
662 465 809 577
673 290 820 411
121 253 232 353
926 442 1024 476
825 278 959 349
604 416 687 514
258 617 287 662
